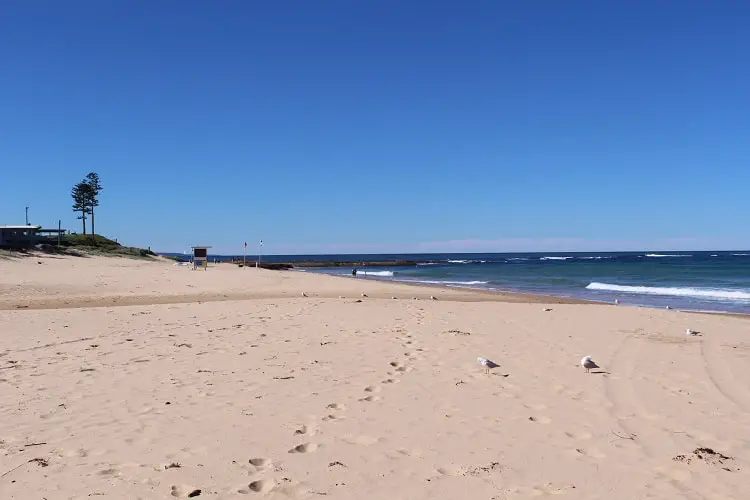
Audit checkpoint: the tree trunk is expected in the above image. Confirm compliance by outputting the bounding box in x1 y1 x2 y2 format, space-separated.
81 211 87 235
90 206 95 242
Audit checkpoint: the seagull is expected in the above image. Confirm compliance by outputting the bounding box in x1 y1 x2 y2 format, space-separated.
614 299 620 305
338 295 345 299
412 297 418 300
391 296 397 300
430 295 437 300
543 308 553 312
580 356 599 373
686 328 700 336
665 305 671 310
477 357 499 375
301 292 307 297
361 293 368 298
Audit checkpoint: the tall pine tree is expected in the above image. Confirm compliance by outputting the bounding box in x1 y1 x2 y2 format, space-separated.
85 172 103 241
71 181 91 235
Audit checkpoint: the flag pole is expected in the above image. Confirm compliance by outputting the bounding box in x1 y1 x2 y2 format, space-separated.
243 242 246 268
258 239 263 270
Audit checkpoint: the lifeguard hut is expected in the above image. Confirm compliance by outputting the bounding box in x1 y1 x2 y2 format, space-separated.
191 246 211 270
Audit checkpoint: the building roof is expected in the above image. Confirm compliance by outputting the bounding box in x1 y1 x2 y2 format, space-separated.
191 246 212 249
0 225 42 230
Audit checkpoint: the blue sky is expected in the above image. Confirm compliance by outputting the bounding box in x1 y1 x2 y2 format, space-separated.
1 1 748 254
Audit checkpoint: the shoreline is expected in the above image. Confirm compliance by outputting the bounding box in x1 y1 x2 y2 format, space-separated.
0 268 592 311
308 270 750 318
1 256 746 318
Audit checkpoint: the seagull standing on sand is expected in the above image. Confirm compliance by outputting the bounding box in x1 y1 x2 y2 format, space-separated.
301 292 307 297
614 299 620 305
580 356 599 373
361 293 368 298
686 328 700 336
477 357 499 375
430 295 437 300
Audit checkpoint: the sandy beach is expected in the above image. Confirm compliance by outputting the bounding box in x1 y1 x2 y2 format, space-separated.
1 254 749 499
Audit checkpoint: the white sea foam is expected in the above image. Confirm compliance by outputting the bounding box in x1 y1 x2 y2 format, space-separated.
506 257 529 261
417 262 440 266
447 260 470 264
586 282 750 302
357 270 394 277
540 256 573 261
645 254 692 258
732 253 750 256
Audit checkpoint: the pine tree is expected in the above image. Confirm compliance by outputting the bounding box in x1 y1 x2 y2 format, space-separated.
85 172 103 241
71 181 91 235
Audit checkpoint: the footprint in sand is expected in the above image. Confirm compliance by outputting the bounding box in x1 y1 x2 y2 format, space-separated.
248 458 270 468
170 485 202 497
238 479 276 494
382 378 398 384
322 414 341 422
326 403 346 411
359 395 381 402
289 443 318 454
364 385 382 393
436 466 460 476
294 424 317 436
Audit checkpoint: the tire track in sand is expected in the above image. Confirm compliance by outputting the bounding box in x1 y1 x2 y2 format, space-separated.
604 334 706 500
700 336 750 414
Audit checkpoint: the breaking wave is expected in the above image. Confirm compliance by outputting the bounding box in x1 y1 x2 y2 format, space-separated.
585 282 750 302
357 270 394 277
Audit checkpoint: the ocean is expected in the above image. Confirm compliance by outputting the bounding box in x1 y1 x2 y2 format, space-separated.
167 251 750 314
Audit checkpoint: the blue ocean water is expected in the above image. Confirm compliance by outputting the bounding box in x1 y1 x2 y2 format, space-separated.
301 252 750 314
166 251 750 314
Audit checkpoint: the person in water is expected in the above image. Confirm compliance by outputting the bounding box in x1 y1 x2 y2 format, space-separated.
352 268 358 277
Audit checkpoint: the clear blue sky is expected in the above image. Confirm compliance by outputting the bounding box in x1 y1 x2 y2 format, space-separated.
1 1 748 254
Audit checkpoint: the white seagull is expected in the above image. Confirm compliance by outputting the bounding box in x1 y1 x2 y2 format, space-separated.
580 356 599 373
686 328 700 336
430 295 437 300
614 299 620 305
301 292 308 297
361 293 368 298
477 356 499 375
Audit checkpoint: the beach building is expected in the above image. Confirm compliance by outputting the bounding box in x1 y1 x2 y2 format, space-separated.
0 224 69 248
0 225 42 248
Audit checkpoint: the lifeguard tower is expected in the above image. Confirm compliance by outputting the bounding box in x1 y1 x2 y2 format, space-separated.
191 246 211 270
